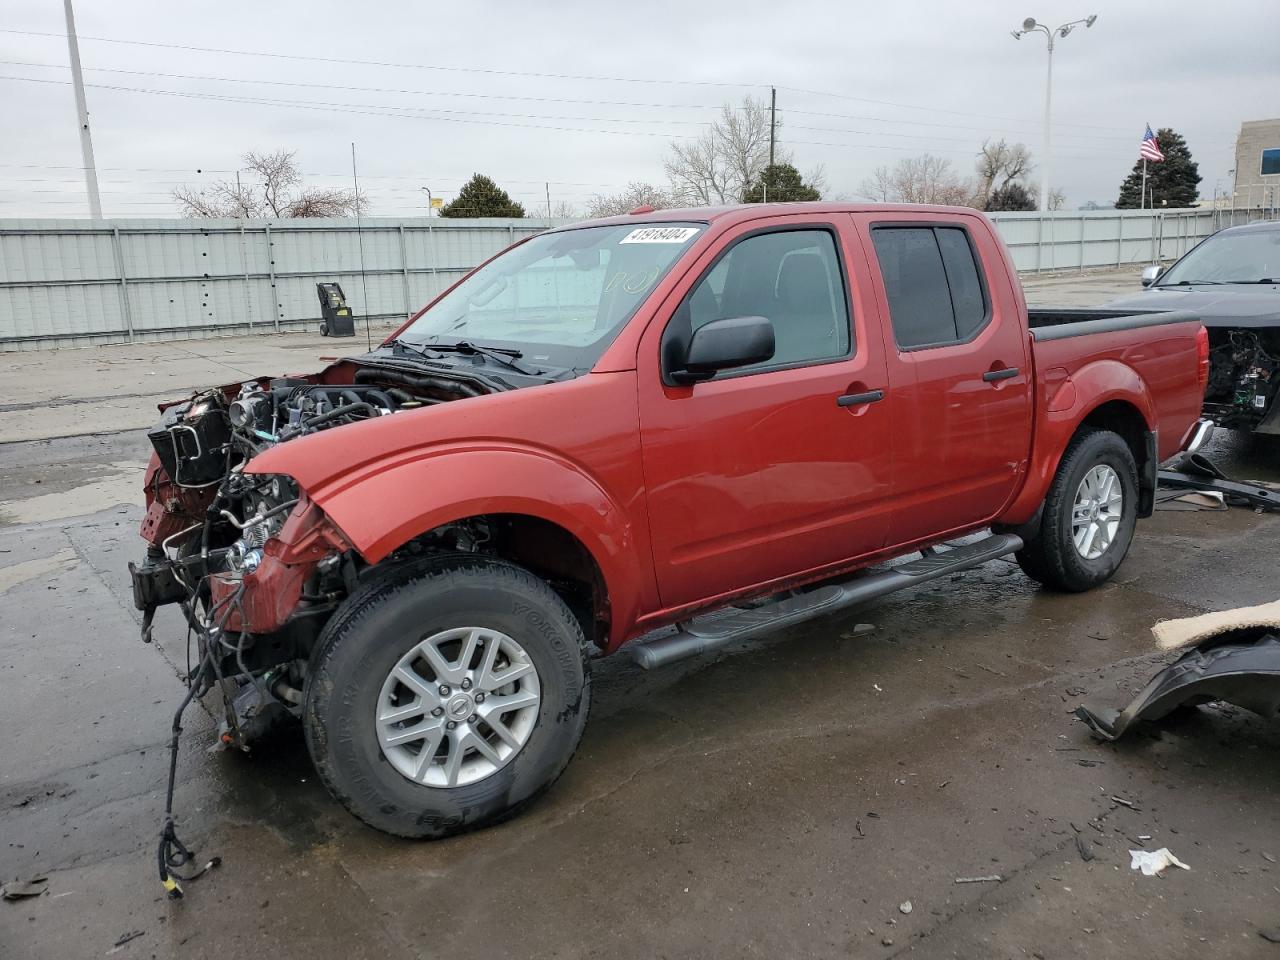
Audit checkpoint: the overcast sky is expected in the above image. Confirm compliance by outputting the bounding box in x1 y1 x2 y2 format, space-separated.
2 0 1277 218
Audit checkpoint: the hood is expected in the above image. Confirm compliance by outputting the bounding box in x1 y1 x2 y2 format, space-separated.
242 371 625 501
1102 285 1280 329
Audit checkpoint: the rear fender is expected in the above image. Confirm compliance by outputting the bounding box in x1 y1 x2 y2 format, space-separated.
307 445 647 648
1000 359 1156 524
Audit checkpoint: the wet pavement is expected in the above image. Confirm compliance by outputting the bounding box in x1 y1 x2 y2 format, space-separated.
2 269 1279 959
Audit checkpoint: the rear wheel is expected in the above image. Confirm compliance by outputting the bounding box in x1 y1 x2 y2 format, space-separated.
303 555 591 838
1015 428 1138 592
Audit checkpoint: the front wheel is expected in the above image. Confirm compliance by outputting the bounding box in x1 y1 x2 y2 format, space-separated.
1015 428 1138 592
303 555 591 838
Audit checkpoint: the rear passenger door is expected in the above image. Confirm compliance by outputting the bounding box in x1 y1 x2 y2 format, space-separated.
859 214 1032 546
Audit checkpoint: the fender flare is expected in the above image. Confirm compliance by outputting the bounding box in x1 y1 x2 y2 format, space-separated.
1002 359 1156 524
304 443 648 643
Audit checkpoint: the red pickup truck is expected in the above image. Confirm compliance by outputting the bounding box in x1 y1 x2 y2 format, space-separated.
133 203 1211 847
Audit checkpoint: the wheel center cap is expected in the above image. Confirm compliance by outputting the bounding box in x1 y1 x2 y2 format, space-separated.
446 693 474 720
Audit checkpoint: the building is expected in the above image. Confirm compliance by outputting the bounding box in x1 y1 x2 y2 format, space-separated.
1233 119 1280 210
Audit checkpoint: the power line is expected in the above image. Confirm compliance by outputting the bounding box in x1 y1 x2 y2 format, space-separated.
0 59 728 112
776 84 1134 134
0 166 627 187
3 26 1230 145
780 108 1168 145
0 74 705 138
0 28 765 89
2 58 1163 147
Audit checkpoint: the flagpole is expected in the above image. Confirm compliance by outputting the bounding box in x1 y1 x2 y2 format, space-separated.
1140 159 1147 211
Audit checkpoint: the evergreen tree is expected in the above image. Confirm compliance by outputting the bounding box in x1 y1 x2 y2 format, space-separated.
743 163 822 203
1116 128 1201 209
985 182 1037 211
438 174 526 218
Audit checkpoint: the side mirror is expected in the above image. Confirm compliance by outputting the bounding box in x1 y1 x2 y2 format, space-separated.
1141 264 1164 287
672 316 775 385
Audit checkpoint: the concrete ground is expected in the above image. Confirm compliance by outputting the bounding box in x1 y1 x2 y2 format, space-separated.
2 268 1279 959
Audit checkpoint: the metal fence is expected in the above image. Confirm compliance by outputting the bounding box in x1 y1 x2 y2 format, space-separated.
0 216 561 351
1 207 1276 351
988 206 1275 273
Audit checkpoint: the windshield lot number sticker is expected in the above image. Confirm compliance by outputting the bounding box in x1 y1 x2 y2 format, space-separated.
620 227 699 244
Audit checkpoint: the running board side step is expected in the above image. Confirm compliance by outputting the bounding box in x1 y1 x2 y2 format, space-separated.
631 534 1023 670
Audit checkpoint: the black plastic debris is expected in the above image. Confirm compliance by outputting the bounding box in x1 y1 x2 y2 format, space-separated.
1157 453 1280 512
1076 630 1280 740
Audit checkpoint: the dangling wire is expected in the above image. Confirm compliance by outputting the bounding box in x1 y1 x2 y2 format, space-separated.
156 579 244 898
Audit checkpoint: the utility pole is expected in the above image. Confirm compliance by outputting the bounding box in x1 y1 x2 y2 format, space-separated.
764 86 777 203
63 0 102 219
545 181 551 219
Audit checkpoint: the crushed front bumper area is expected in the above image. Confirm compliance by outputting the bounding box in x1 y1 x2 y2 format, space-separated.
1076 630 1280 740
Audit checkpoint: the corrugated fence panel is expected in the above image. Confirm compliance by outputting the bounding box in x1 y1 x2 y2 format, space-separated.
2 210 1275 351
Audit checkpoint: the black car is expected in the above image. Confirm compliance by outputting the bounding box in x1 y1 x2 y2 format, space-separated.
1104 220 1280 435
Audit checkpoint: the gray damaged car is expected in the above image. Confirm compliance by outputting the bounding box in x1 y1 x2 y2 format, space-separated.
1105 220 1280 436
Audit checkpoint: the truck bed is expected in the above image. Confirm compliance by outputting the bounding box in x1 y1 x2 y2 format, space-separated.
1027 308 1198 341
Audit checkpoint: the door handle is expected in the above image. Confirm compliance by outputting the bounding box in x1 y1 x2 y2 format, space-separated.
836 389 885 407
982 368 1020 383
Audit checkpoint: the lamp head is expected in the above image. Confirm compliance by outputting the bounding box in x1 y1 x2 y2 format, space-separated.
1022 17 1038 30
1011 30 1023 39
1085 14 1097 26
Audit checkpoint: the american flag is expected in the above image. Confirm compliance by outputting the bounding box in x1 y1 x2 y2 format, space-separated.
1139 125 1165 162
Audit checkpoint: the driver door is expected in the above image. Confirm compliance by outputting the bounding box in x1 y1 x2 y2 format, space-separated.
636 216 894 609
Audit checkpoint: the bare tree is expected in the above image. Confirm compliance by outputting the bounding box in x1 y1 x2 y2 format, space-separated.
587 182 679 218
975 139 1034 209
857 165 895 202
665 97 789 205
804 163 829 198
544 200 582 219
173 150 367 218
1025 182 1068 211
857 154 978 207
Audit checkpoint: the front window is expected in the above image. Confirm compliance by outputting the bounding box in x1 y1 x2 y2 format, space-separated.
1156 229 1280 286
399 223 705 368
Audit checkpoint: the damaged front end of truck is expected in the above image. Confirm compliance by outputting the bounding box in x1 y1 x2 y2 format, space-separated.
129 357 500 896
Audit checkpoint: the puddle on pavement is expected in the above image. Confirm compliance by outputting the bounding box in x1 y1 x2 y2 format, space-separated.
0 460 145 525
0 546 79 592
1200 429 1280 485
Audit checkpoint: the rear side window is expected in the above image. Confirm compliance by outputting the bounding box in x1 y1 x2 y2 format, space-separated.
871 225 990 349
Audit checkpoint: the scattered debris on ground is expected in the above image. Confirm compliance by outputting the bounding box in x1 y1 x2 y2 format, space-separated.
1129 848 1190 877
1076 835 1096 862
1158 453 1280 512
1154 489 1227 512
1077 600 1280 740
1 876 48 900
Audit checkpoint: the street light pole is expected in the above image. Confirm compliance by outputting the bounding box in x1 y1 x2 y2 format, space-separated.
1011 15 1098 212
63 0 102 219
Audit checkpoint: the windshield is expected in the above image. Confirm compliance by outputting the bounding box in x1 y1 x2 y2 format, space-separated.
397 222 705 368
1157 229 1280 286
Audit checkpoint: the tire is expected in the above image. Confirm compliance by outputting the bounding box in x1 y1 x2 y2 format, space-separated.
1015 428 1138 593
303 554 592 838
